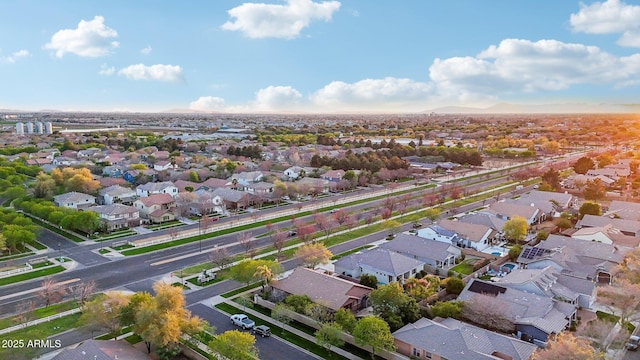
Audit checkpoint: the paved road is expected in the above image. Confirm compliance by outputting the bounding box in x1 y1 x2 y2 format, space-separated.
189 303 318 360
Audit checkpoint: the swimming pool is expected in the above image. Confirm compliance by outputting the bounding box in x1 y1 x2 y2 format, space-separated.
501 263 518 272
482 246 508 257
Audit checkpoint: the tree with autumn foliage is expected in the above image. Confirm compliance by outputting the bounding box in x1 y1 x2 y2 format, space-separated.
295 243 333 268
133 281 206 354
532 332 604 360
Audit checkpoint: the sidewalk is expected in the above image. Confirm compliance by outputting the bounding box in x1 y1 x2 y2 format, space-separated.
212 295 354 360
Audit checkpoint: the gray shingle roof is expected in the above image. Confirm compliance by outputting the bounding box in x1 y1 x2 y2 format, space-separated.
393 317 537 360
379 234 455 262
334 247 424 276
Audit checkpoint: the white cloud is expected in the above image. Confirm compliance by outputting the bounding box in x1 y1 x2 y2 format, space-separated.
221 0 341 39
140 45 152 55
118 64 184 82
570 0 640 47
98 63 115 76
429 38 640 97
45 16 119 58
311 77 434 110
189 96 226 111
254 86 302 110
1 49 30 63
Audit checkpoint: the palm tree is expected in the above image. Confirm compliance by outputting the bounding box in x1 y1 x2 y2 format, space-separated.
254 265 273 293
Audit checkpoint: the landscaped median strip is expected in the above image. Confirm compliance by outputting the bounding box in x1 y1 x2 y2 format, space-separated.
119 182 435 256
0 265 65 286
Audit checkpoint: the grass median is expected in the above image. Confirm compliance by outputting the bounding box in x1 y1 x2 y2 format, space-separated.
0 265 65 286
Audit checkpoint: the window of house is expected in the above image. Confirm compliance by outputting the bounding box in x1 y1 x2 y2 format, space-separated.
425 352 432 359
413 348 420 357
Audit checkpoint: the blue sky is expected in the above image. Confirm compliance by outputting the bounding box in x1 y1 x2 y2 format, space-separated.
1 0 639 113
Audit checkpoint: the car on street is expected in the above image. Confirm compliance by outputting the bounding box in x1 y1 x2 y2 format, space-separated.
627 335 640 351
412 222 423 228
230 314 255 330
253 325 271 337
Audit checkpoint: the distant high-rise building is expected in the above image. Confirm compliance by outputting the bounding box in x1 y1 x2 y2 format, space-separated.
15 122 24 135
25 122 34 134
44 122 53 134
35 122 44 134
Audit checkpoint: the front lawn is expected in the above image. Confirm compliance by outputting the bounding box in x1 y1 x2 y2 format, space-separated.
0 265 65 286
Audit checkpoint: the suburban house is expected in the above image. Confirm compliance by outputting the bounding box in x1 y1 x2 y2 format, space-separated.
509 190 574 217
51 339 149 360
516 235 628 284
295 177 335 194
97 184 137 205
153 159 175 171
438 219 496 251
458 279 576 346
587 167 630 179
605 200 640 221
53 191 96 209
284 166 306 180
245 181 274 197
270 267 372 313
101 165 125 178
487 201 543 225
123 169 157 184
211 187 259 210
571 224 640 248
91 204 141 232
567 173 615 189
416 224 459 246
136 181 178 198
393 317 537 360
457 212 506 234
495 266 597 309
321 169 345 182
226 171 265 190
576 214 640 237
378 234 459 270
133 193 176 224
190 189 225 216
333 247 425 285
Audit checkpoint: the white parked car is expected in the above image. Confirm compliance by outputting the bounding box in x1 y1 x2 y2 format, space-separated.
230 314 255 330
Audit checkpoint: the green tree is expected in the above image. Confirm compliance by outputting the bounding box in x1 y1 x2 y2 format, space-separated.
80 291 131 339
423 208 441 222
208 330 259 360
229 259 283 286
573 157 596 174
315 322 345 353
272 303 295 332
579 201 602 219
541 169 561 190
509 244 523 261
120 291 153 326
2 224 36 254
502 215 529 244
359 274 378 289
583 179 606 201
284 294 313 313
352 316 395 360
430 301 463 319
370 282 420 330
189 171 200 182
444 276 465 295
334 308 357 333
